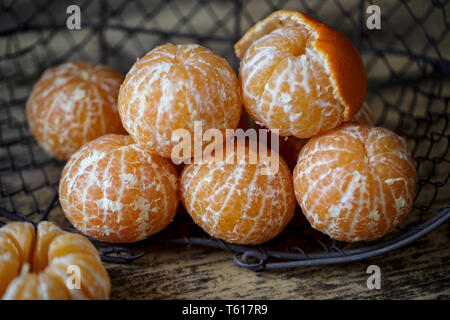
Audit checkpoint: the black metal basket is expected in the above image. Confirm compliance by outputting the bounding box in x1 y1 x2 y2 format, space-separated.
0 0 449 270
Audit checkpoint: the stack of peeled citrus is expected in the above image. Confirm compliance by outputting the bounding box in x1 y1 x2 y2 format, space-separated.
1 10 417 299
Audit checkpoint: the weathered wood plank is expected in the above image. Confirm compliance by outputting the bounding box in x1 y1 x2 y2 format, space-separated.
106 222 449 299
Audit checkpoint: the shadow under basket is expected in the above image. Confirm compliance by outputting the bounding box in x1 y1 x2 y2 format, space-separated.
0 0 449 270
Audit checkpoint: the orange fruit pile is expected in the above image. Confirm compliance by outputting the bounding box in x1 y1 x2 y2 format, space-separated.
0 221 110 299
59 134 179 243
19 9 416 268
235 10 366 139
233 11 416 242
293 123 417 242
27 62 125 161
180 143 296 244
118 43 242 159
236 101 373 172
237 111 308 171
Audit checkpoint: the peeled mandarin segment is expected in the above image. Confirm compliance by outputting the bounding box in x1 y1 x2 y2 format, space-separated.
0 223 34 298
59 134 179 243
0 221 110 300
26 62 125 161
293 123 417 242
180 145 296 245
13 274 41 300
44 264 89 300
0 232 22 298
36 270 71 300
235 10 366 138
0 232 21 262
48 253 110 300
5 266 71 300
2 265 38 300
47 233 100 262
0 222 35 264
33 221 65 272
118 43 242 158
0 249 20 298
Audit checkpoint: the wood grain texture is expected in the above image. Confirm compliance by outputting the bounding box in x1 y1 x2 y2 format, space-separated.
106 221 449 300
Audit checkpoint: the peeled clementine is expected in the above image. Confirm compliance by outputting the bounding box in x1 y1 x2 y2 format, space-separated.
0 221 110 300
235 10 366 139
59 134 179 243
118 43 242 159
293 123 417 242
26 62 125 161
180 143 296 244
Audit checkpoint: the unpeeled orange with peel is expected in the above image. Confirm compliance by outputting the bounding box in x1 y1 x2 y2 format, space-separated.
293 123 417 242
26 62 125 161
0 221 110 300
59 134 179 243
235 10 366 139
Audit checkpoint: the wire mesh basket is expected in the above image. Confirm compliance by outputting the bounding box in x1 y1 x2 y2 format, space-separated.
0 0 449 270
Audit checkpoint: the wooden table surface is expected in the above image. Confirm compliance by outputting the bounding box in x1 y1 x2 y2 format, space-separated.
106 220 449 300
